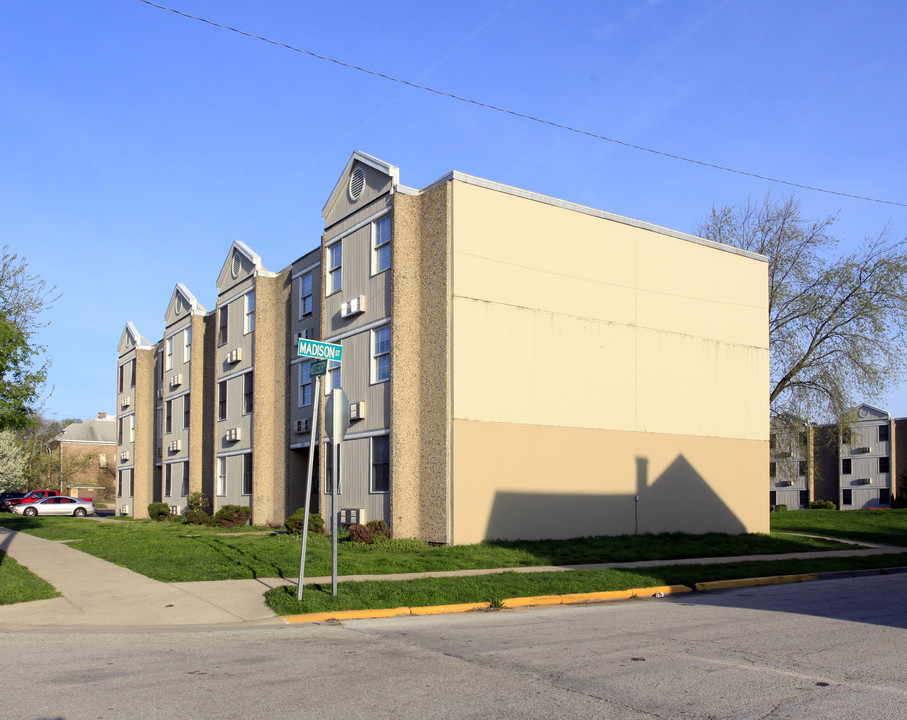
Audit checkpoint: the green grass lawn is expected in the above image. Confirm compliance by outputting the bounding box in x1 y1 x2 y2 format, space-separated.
0 551 59 605
770 508 907 546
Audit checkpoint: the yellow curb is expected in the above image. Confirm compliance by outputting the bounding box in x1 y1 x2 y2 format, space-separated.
411 602 491 615
696 574 818 592
557 584 693 605
501 595 563 608
283 606 410 623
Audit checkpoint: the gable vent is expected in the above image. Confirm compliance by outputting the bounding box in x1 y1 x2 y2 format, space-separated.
349 166 365 202
231 252 242 279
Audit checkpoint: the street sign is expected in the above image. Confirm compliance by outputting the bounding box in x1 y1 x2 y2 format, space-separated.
309 359 327 377
324 388 350 443
297 338 343 362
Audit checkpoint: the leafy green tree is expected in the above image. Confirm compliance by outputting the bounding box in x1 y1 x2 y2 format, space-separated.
0 247 58 429
696 194 907 422
0 429 26 493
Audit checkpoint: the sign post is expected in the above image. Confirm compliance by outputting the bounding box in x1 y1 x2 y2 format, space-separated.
295 341 341 602
324 388 349 597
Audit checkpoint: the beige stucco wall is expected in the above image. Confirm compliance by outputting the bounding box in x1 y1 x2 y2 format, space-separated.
448 179 769 542
132 346 156 519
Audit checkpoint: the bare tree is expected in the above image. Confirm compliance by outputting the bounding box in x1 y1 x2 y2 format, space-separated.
696 194 907 422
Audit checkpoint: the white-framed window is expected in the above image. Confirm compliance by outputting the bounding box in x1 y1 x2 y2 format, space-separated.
371 435 390 493
130 358 136 389
184 327 192 363
216 457 227 496
183 393 190 429
328 242 342 294
165 463 173 497
325 442 341 494
118 363 125 393
165 400 172 434
129 415 135 443
166 336 173 371
242 453 253 496
243 371 254 414
218 304 229 346
117 470 124 497
299 362 313 407
325 360 341 394
181 461 189 497
244 290 255 334
218 380 227 421
372 325 390 383
372 214 391 274
299 272 313 318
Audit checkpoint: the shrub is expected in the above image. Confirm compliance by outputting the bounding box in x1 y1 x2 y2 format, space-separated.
185 509 211 525
347 519 391 544
808 500 837 510
772 504 788 512
187 492 210 513
148 502 173 521
891 494 907 509
284 508 325 535
212 504 252 528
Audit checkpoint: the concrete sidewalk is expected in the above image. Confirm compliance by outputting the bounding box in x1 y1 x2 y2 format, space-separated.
0 525 904 629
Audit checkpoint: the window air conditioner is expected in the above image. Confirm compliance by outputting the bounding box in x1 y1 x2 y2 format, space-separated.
349 402 366 421
170 373 182 387
340 295 366 318
227 427 242 442
228 348 243 363
339 508 364 525
122 396 131 408
157 389 164 399
779 480 792 487
853 446 872 454
168 440 181 453
120 451 130 462
294 418 311 433
857 478 872 485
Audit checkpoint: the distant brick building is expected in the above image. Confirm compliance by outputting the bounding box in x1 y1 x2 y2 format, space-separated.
51 413 117 499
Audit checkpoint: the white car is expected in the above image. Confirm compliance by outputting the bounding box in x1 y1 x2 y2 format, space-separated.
12 496 96 517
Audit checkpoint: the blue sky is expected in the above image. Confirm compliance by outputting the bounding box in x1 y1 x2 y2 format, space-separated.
3 0 906 421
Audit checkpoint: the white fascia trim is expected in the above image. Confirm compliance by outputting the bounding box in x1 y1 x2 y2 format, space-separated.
165 388 190 401
290 438 322 450
219 285 255 309
123 321 152 349
423 171 766 263
231 240 262 270
343 428 390 442
117 464 135 471
325 206 391 247
165 322 191 340
322 150 400 217
218 367 254 384
117 410 136 420
216 448 253 459
291 261 322 280
325 316 390 344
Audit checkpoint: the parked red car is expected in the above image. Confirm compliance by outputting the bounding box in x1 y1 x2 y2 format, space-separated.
1 490 60 512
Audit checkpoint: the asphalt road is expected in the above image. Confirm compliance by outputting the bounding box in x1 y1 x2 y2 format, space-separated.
3 573 905 720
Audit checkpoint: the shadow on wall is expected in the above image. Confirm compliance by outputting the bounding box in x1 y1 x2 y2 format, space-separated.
484 454 747 540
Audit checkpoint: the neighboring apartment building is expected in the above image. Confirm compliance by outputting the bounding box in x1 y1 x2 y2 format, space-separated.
117 151 771 542
50 413 117 498
770 404 897 511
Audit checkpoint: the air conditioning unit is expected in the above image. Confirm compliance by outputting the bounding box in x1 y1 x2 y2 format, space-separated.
122 396 131 408
157 389 164 399
294 418 311 433
857 478 872 485
226 427 242 442
170 373 182 388
852 446 872 454
120 450 130 462
227 348 243 363
338 508 364 525
119 505 129 515
168 440 181 453
170 505 179 515
340 295 366 318
297 327 315 341
157 447 162 458
775 451 791 458
349 401 366 421
779 480 793 487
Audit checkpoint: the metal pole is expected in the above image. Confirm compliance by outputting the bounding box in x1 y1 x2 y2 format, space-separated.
296 375 321 602
331 435 339 597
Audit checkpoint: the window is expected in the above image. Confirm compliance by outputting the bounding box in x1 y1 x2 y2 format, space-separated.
373 214 391 273
117 470 124 497
842 489 853 506
243 372 254 414
769 491 776 507
118 363 125 393
244 291 255 334
799 490 809 507
130 359 136 389
165 400 173 434
118 417 123 445
299 362 313 407
328 242 342 293
879 425 890 442
184 327 191 363
299 272 313 318
769 434 776 450
165 464 172 497
798 460 807 477
880 488 891 506
769 461 776 478
840 427 853 445
325 443 341 494
216 457 226 496
158 351 164 383
242 453 253 495
181 461 189 497
325 359 341 394
879 456 890 474
373 325 390 383
129 415 135 443
218 380 227 421
218 304 229 346
371 435 390 493
798 431 807 447
842 458 852 474
166 336 173 371
183 393 190 429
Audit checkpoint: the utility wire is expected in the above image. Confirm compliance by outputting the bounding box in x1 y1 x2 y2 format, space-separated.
136 0 905 209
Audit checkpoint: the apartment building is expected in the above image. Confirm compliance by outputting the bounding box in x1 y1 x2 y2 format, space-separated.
117 151 771 542
769 416 812 510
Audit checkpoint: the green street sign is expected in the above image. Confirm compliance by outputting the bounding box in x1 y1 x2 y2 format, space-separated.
297 338 343 361
309 359 327 378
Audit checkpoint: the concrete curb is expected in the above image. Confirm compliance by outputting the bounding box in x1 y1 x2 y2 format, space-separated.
695 573 818 591
282 584 692 623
